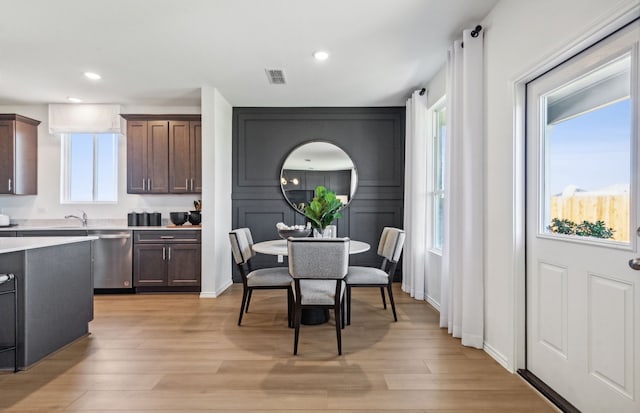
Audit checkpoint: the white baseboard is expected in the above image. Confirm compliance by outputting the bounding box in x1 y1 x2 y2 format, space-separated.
199 279 233 298
426 295 440 311
484 341 513 373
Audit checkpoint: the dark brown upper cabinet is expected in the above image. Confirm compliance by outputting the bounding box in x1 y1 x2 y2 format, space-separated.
168 120 201 193
190 121 202 193
0 114 40 195
123 115 201 194
126 120 169 193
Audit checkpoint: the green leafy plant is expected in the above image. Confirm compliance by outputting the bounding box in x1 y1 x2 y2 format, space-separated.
548 218 614 239
303 186 343 232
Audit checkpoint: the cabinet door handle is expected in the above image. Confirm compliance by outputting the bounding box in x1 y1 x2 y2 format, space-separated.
98 234 131 239
147 178 151 191
168 247 171 261
142 179 146 191
0 273 15 285
160 235 175 239
8 178 11 192
191 179 194 191
186 179 189 190
162 247 166 260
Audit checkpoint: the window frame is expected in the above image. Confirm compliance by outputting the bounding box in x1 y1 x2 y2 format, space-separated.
429 97 446 254
60 133 119 204
534 48 635 249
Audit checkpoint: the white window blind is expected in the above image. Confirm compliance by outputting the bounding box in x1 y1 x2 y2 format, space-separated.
48 104 124 135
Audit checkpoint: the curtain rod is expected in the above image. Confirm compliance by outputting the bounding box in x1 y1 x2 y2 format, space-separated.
462 25 483 48
470 25 482 38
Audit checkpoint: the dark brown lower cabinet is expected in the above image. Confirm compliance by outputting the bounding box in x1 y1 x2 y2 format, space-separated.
133 244 168 287
166 244 200 286
133 230 201 290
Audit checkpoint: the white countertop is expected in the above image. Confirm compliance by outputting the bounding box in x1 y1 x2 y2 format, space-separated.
0 223 201 231
0 236 98 254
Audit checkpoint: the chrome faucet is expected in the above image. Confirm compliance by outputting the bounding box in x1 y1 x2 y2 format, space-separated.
65 210 88 227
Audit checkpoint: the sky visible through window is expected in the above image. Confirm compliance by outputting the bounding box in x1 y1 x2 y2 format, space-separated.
67 133 117 202
546 98 631 196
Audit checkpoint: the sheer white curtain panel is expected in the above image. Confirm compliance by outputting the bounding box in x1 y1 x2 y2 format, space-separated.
439 29 485 348
402 91 429 300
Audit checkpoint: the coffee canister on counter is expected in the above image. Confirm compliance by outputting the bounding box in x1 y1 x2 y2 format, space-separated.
127 212 138 226
149 212 162 226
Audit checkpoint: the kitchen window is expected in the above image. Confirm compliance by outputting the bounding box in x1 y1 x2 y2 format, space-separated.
61 133 118 203
430 101 446 252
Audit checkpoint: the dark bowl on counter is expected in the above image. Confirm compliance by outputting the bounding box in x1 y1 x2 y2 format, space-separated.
169 212 188 226
188 211 201 225
278 228 311 239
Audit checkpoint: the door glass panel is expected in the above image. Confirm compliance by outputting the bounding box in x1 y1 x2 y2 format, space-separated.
541 54 632 243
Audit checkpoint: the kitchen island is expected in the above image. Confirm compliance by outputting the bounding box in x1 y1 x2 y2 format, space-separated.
0 236 96 370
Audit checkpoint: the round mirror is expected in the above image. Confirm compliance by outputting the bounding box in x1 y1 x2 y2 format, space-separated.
280 141 357 214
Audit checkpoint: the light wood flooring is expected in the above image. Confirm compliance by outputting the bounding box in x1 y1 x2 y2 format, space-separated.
0 284 557 412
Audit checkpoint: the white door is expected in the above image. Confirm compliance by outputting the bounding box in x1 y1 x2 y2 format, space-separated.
526 20 640 412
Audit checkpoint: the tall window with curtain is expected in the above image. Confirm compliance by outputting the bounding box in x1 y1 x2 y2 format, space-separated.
431 104 446 251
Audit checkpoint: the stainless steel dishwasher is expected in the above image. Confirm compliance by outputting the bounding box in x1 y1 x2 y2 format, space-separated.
89 230 133 290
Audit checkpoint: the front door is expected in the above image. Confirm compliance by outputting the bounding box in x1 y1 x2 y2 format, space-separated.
526 20 639 412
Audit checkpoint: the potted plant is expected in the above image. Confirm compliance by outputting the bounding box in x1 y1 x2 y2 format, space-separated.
303 186 343 237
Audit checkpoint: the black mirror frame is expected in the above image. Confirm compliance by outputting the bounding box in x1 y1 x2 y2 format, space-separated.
279 140 358 215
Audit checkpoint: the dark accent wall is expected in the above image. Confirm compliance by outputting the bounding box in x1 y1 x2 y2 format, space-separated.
232 107 405 280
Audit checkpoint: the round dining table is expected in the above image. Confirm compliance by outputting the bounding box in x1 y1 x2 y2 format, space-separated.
251 238 371 325
252 239 370 257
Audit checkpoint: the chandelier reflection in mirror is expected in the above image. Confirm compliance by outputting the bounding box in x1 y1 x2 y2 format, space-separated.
280 141 358 214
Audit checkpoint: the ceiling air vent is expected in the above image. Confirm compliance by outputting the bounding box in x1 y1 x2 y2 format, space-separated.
265 69 286 85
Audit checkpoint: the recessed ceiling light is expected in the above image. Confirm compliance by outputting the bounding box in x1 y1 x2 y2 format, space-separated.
67 97 82 103
313 51 329 61
84 72 101 80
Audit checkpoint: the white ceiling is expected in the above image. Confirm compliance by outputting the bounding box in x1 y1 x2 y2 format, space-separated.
0 0 498 107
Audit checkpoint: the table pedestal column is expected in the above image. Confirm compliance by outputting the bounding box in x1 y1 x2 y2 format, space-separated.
301 308 330 325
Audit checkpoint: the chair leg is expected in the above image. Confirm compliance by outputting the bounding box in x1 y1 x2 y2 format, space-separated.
287 288 294 328
380 287 387 309
341 297 345 329
334 303 342 355
245 289 253 313
238 287 249 326
346 286 352 326
387 284 398 322
293 302 302 355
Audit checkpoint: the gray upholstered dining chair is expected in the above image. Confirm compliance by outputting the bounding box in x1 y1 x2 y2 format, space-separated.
288 237 350 355
229 228 293 327
345 227 405 325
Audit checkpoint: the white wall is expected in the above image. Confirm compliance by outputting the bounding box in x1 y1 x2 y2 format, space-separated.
426 66 447 109
0 104 201 222
480 0 638 370
200 87 233 297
